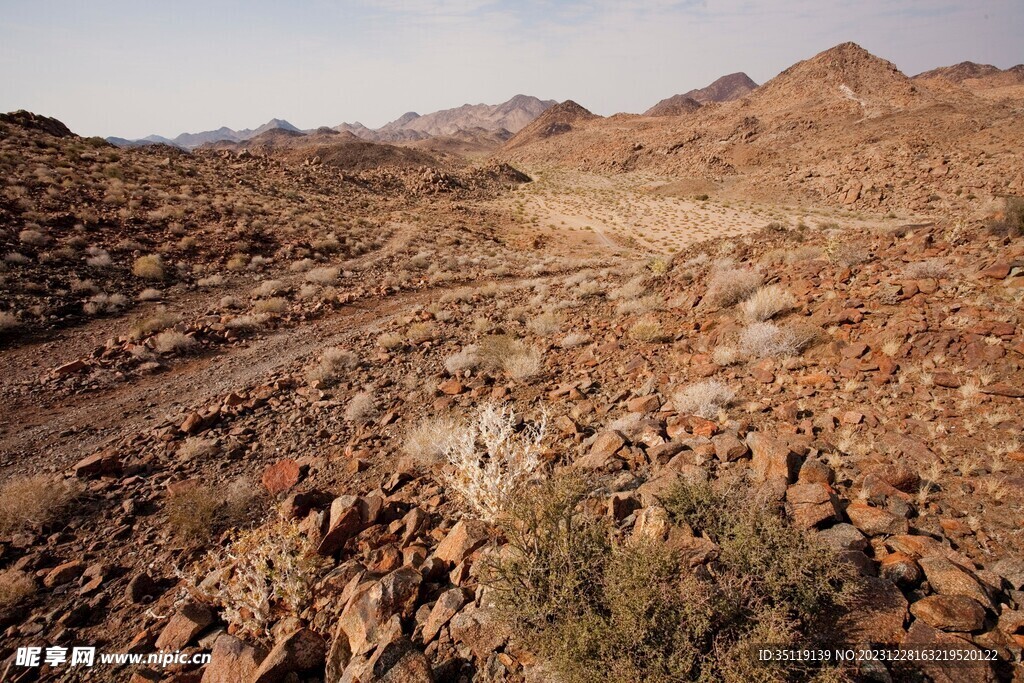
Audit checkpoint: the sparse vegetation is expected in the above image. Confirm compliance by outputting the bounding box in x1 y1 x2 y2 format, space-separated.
0 476 80 534
153 330 197 354
0 570 36 616
403 415 462 468
345 390 378 424
705 260 763 308
442 403 546 522
488 474 856 683
675 380 735 419
132 254 165 280
740 284 796 322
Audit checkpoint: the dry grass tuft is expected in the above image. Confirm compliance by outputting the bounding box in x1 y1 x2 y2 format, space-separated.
0 476 80 534
704 260 763 308
628 317 667 342
740 285 795 322
345 391 378 424
0 570 36 616
403 415 463 468
675 381 735 419
132 254 165 280
739 322 815 359
153 330 198 354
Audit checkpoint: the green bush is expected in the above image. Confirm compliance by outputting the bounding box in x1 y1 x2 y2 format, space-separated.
486 474 858 683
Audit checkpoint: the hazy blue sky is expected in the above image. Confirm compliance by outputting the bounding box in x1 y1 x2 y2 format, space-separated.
1 0 1021 139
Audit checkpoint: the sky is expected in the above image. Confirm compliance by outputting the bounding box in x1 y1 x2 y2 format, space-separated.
1 0 1021 139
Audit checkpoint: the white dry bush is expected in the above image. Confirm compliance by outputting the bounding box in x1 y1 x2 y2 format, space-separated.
740 285 795 322
441 404 546 523
445 345 481 375
712 344 741 366
527 311 563 337
404 415 462 467
704 259 763 308
504 346 543 382
305 266 339 284
739 322 810 359
345 391 378 424
609 277 647 301
137 288 163 302
153 330 198 354
0 311 19 333
675 381 735 420
252 279 286 298
560 333 592 349
198 274 225 288
307 348 358 388
193 518 323 640
902 258 950 280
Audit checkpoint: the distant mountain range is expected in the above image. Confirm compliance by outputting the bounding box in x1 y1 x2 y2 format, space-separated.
107 95 556 150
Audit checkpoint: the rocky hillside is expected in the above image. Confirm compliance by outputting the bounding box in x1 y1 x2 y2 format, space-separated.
643 94 702 117
498 42 1024 216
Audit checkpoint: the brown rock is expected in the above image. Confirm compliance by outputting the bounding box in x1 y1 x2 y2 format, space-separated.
318 496 365 556
918 556 994 609
711 433 748 462
43 560 85 588
902 620 996 683
575 430 626 470
438 378 465 395
910 595 986 632
846 502 909 536
252 628 326 683
261 459 302 495
434 519 489 566
626 394 660 413
786 483 840 528
880 552 923 588
979 262 1011 279
156 602 213 651
73 450 121 478
339 567 422 655
831 577 907 644
200 635 267 683
747 432 799 484
421 587 470 642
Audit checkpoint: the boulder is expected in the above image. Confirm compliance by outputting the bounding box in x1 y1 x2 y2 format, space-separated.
252 628 326 683
200 635 267 683
433 520 489 566
910 595 986 632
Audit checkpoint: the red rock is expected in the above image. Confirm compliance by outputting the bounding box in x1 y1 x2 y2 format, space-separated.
980 383 1024 398
918 556 994 609
434 519 489 566
55 359 89 375
711 433 748 462
832 576 908 644
626 394 660 413
421 587 470 642
317 496 364 556
252 628 326 683
261 459 302 495
43 560 85 588
73 450 121 478
438 378 465 395
846 502 909 536
902 620 996 683
880 552 923 587
910 595 986 632
155 602 213 651
200 635 267 683
979 262 1011 279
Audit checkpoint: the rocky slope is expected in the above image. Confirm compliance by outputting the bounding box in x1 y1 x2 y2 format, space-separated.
645 71 757 115
499 42 1024 216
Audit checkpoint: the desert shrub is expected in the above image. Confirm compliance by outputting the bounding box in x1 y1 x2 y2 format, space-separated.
137 287 163 302
0 476 80 534
740 285 796 322
377 332 404 350
675 380 735 419
403 415 462 467
133 254 165 280
130 311 179 340
0 311 19 334
345 390 378 424
84 292 128 315
252 279 286 297
253 297 288 314
226 253 249 271
705 260 763 308
442 404 546 522
177 437 219 461
19 229 47 246
560 333 592 348
306 348 358 388
153 330 197 354
85 249 113 268
407 322 436 343
192 518 324 640
987 196 1024 237
445 345 480 375
488 474 856 683
479 335 543 381
0 570 36 616
305 266 339 284
628 316 666 342
647 256 672 276
197 274 225 288
225 313 271 331
616 294 664 316
902 258 950 280
739 321 814 359
527 311 562 337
